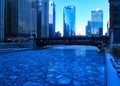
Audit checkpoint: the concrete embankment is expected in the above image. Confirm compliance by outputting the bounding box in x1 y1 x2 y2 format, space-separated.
105 53 120 86
0 48 32 53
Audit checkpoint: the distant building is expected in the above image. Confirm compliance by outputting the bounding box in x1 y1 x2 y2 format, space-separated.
55 31 61 37
37 0 49 38
109 0 120 43
107 20 110 37
86 21 91 36
63 6 76 37
49 0 56 38
76 32 81 36
86 9 103 36
91 10 103 36
0 0 4 41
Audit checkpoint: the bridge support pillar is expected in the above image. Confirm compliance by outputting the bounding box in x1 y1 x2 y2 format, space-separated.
28 36 36 48
97 44 105 53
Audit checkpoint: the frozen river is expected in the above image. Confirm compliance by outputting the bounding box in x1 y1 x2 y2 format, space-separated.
0 45 105 86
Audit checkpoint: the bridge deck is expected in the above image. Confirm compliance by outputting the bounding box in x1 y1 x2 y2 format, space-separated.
35 36 109 48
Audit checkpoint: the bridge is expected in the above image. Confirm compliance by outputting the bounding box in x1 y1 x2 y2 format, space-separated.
35 36 109 50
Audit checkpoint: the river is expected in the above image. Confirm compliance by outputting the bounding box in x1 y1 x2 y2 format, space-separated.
0 45 105 86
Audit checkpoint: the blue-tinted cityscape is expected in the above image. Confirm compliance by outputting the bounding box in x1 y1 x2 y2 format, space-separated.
0 0 120 86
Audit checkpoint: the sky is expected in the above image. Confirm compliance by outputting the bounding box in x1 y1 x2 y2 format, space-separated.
53 0 109 35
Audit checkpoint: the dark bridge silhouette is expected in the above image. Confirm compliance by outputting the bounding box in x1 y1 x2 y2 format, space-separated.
35 36 109 49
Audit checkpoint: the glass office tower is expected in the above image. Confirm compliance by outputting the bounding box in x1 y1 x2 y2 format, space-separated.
0 0 4 41
11 0 32 37
63 6 76 37
91 10 103 36
4 0 32 38
37 0 49 38
86 21 91 36
49 0 55 38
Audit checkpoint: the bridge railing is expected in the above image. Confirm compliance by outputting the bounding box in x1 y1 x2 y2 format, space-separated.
35 36 109 47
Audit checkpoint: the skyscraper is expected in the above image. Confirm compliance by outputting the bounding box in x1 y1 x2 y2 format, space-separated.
0 0 4 41
63 6 76 37
4 0 33 39
86 21 91 36
109 0 120 43
49 0 55 38
91 9 103 36
11 0 32 37
37 0 49 38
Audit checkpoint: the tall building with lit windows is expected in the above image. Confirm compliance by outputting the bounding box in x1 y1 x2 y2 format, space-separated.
109 0 120 43
91 9 103 36
37 0 49 38
0 0 4 41
49 0 55 38
63 6 76 37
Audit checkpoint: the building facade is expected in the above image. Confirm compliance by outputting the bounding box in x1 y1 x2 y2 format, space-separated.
91 10 103 36
0 0 4 41
4 0 33 40
49 0 55 38
86 21 91 36
107 20 110 36
11 0 32 37
55 31 61 37
63 6 76 37
31 8 37 38
109 0 120 43
4 0 12 40
37 0 49 38
32 0 37 38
